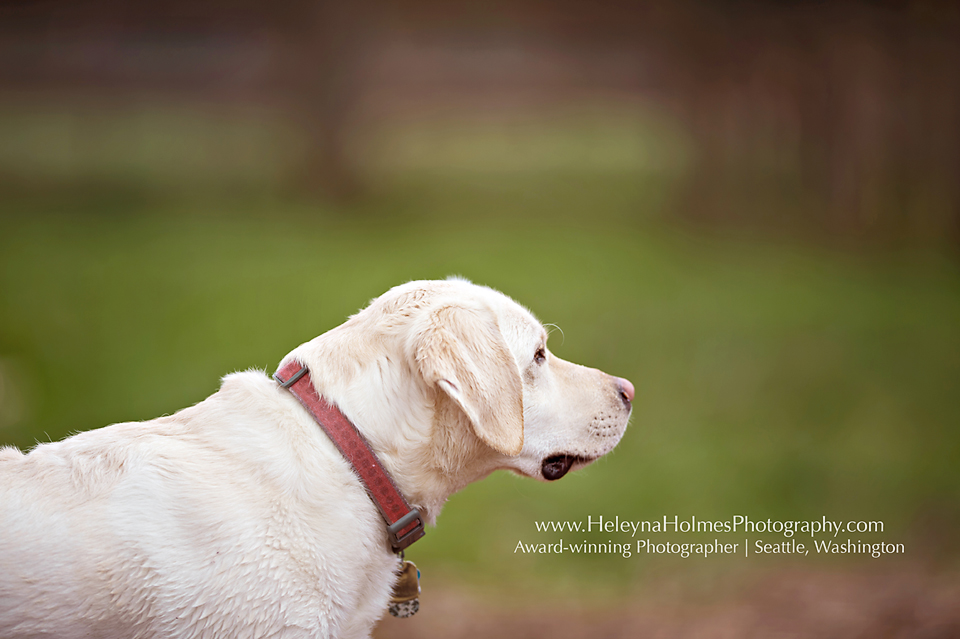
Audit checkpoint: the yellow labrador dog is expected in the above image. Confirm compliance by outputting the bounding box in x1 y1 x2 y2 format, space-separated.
0 278 633 639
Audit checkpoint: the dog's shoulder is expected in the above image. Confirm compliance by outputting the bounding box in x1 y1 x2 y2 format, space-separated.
0 370 278 493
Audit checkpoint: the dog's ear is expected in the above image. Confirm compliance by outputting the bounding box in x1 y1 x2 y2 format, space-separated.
417 305 524 456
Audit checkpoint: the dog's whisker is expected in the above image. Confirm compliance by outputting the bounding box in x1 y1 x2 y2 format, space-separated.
544 323 565 346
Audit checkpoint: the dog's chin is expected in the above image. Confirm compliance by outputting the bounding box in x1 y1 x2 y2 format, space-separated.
540 454 595 481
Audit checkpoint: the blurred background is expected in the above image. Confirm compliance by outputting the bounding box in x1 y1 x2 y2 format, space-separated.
1 0 958 636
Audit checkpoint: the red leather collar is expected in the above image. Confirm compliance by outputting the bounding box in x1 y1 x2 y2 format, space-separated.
274 361 425 552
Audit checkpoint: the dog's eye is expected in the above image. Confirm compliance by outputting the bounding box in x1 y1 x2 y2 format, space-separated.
534 347 546 365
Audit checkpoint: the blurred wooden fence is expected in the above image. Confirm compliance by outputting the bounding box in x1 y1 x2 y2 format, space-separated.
1 0 957 245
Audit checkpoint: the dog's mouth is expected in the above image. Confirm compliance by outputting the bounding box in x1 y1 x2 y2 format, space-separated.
541 454 594 481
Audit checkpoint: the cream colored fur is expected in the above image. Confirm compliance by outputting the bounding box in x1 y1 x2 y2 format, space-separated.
0 278 631 639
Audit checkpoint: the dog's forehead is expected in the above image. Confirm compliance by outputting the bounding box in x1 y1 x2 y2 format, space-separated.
489 294 544 345
448 280 539 325
376 279 544 342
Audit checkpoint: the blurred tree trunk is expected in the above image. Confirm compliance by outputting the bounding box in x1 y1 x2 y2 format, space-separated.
281 0 368 199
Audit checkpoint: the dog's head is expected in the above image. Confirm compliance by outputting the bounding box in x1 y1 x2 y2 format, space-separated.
285 279 633 510
408 278 632 482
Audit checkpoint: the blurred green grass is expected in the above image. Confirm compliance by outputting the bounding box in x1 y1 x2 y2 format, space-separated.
0 106 958 599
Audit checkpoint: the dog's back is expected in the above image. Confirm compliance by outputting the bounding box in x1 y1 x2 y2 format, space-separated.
0 373 394 638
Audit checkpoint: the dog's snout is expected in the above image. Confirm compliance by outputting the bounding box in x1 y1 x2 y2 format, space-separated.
615 377 634 409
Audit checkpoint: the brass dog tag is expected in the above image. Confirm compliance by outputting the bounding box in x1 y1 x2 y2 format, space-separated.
388 560 420 618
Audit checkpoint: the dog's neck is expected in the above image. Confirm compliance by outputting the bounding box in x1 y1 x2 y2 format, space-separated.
377 391 505 524
274 360 426 551
283 333 509 532
318 387 502 530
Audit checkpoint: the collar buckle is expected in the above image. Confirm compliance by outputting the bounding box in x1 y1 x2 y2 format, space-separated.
387 509 426 551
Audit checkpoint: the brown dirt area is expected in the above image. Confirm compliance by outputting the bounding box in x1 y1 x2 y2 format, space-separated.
375 567 960 639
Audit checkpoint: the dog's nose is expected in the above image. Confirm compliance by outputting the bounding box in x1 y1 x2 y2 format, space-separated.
615 377 634 409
